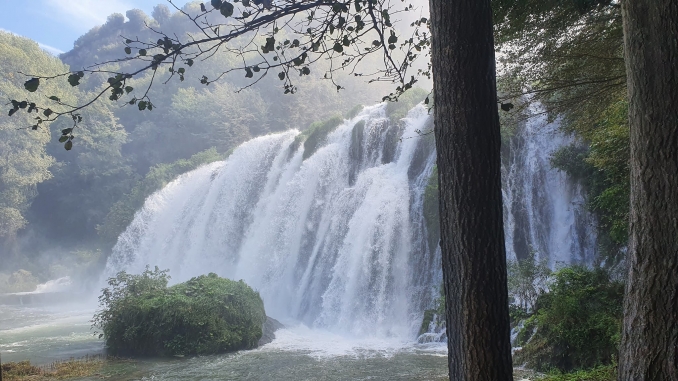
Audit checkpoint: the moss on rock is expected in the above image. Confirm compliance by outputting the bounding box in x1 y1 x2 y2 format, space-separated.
289 115 344 160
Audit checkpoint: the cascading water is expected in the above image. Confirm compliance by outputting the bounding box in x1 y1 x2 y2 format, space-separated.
105 104 439 340
104 102 598 344
502 115 597 266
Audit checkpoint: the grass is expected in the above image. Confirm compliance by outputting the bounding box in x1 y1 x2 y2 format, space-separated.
1 356 106 380
535 365 616 381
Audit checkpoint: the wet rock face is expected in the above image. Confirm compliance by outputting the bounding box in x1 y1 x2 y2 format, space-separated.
258 316 285 346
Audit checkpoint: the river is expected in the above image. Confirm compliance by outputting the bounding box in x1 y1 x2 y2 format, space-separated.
0 302 448 380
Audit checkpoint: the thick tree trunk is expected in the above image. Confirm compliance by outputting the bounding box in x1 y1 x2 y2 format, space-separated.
428 0 513 380
618 0 678 380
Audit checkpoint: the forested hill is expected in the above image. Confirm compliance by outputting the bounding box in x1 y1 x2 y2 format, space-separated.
0 3 393 281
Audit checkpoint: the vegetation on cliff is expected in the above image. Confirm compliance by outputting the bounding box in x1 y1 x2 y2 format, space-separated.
513 266 623 372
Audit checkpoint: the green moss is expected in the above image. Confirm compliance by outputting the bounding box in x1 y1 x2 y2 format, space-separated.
292 115 344 160
93 268 266 357
423 165 440 251
385 88 429 123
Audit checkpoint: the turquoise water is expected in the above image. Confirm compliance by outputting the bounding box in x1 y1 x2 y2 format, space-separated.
0 303 449 380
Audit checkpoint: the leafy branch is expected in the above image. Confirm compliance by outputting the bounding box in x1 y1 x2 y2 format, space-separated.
7 0 431 150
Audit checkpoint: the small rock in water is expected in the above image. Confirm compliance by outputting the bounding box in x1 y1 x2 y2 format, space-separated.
258 316 284 347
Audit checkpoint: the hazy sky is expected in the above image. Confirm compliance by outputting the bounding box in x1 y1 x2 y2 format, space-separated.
0 0 167 54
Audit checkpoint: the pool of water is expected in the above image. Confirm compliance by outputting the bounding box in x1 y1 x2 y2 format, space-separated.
0 304 449 380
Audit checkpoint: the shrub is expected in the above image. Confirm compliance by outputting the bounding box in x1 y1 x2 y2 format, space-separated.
537 364 616 381
93 267 266 356
514 266 623 372
507 250 551 314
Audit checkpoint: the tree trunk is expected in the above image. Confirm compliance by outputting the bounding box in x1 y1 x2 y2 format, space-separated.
428 0 513 380
618 0 678 380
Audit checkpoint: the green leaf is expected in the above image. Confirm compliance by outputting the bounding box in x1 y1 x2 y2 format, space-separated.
186 59 194 67
278 72 286 80
124 47 132 54
125 86 134 94
177 67 185 74
8 108 17 117
139 49 147 56
211 0 223 9
64 140 73 151
24 78 40 92
138 101 148 111
200 3 207 12
501 103 514 112
19 101 28 109
49 96 61 102
43 108 53 117
61 128 73 135
301 67 310 75
388 33 398 44
59 135 69 143
245 67 253 78
333 43 343 53
252 65 260 72
68 74 81 86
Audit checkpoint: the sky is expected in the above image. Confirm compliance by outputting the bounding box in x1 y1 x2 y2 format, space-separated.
0 0 168 55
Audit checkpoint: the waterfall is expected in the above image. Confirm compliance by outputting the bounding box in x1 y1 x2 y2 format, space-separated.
105 104 438 339
105 103 597 341
502 115 597 266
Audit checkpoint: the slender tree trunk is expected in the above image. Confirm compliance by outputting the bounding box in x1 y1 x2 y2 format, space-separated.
428 0 513 380
618 0 678 380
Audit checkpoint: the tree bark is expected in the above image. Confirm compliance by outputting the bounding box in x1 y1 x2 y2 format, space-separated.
618 0 678 380
428 0 513 380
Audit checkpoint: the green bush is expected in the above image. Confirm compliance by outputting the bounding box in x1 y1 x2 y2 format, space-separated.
514 266 623 372
537 365 616 381
93 267 266 356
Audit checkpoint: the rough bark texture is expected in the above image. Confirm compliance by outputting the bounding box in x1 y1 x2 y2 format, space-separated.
618 0 678 380
428 0 513 380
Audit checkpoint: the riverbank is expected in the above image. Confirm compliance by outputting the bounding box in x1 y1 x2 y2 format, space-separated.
1 356 110 380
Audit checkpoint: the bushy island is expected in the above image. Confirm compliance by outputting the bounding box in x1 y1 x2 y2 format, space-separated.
92 267 272 356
